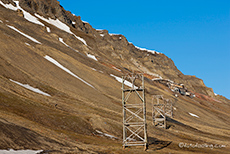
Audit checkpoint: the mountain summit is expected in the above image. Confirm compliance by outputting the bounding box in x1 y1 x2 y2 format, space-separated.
0 0 229 153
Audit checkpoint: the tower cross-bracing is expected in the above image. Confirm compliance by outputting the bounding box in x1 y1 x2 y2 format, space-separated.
122 74 147 150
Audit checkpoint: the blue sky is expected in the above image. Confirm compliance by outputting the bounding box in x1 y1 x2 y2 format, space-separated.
58 0 230 99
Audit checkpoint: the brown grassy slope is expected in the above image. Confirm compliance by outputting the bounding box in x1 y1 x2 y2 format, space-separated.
0 1 230 153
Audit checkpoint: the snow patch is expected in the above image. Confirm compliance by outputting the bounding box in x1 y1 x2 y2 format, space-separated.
95 130 118 140
82 20 88 24
135 46 160 54
35 14 87 46
188 112 199 118
7 25 41 44
44 55 94 89
10 79 51 96
91 68 97 71
0 149 43 154
152 78 163 81
0 20 3 23
25 42 30 46
74 35 87 46
35 13 71 33
91 68 103 73
14 1 44 26
58 37 79 52
147 72 162 79
59 37 69 47
109 33 120 36
0 1 45 26
87 53 97 61
112 66 121 72
96 29 104 31
46 27 51 33
0 1 18 11
110 74 138 89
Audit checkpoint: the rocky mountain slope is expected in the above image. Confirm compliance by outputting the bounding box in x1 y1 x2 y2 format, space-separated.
0 0 229 153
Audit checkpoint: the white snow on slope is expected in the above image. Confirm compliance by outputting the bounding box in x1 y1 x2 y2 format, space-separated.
91 68 103 73
135 46 160 54
0 1 18 11
82 20 88 24
44 55 94 89
188 112 199 118
147 72 162 79
112 66 121 72
58 37 79 52
74 35 87 46
87 53 97 61
46 27 51 33
10 79 51 96
35 13 71 33
59 37 69 47
0 20 3 23
91 68 97 71
0 0 44 26
110 74 138 89
0 149 43 154
7 25 41 44
96 29 104 31
25 42 30 46
109 33 120 36
14 1 45 26
35 13 87 46
100 34 105 37
95 130 118 140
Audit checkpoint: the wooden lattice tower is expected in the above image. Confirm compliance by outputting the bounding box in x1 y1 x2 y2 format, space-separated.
152 95 173 129
165 99 173 118
122 74 147 150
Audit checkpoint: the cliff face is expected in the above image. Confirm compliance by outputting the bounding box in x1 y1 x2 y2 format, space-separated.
0 0 229 153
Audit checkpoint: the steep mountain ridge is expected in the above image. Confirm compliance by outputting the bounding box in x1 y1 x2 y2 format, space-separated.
2 0 215 96
0 0 229 153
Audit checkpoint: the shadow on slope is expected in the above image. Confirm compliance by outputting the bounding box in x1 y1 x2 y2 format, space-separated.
148 137 172 150
0 119 63 149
